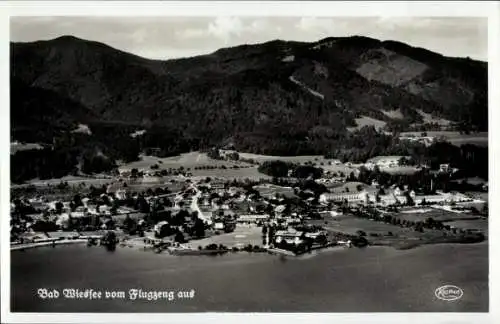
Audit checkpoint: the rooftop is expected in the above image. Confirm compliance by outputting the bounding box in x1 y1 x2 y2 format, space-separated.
366 156 409 163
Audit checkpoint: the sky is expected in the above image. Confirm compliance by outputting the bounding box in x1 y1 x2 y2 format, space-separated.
10 16 488 61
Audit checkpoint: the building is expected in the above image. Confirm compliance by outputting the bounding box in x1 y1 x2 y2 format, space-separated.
154 221 169 235
115 189 127 200
281 216 302 226
237 214 270 224
439 164 450 173
274 230 306 245
213 222 225 230
319 191 369 204
210 182 225 190
319 210 342 218
365 156 409 169
399 136 435 147
426 192 472 204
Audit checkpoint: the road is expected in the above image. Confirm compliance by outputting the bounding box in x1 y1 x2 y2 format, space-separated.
188 183 212 225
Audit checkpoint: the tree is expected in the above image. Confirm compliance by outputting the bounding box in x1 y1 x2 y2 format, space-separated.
227 152 240 161
110 200 119 215
293 166 323 179
55 201 64 214
258 160 292 178
136 196 150 213
155 223 171 238
404 191 415 206
356 230 367 237
174 231 186 243
356 184 363 192
73 194 83 208
481 203 488 216
193 218 205 238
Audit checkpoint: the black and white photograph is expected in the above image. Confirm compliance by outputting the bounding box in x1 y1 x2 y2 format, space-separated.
1 1 498 323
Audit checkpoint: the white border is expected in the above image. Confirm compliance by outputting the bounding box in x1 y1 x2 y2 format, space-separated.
1 1 499 324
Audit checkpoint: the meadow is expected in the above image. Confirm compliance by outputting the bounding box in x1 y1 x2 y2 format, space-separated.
184 226 263 249
313 215 409 236
400 131 488 147
392 208 485 223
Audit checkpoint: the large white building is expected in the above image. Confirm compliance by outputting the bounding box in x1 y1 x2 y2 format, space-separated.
274 230 305 245
237 214 270 224
319 191 369 204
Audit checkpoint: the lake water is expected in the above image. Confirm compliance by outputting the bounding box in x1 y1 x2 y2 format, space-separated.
11 242 488 312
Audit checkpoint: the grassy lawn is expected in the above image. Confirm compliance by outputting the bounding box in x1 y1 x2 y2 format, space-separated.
184 226 263 249
392 209 483 222
347 116 387 132
10 142 44 154
445 219 488 232
24 176 112 187
307 213 482 250
191 166 271 180
120 152 254 170
118 152 270 180
254 184 295 197
399 131 488 147
379 166 420 175
310 215 407 236
328 181 370 193
320 164 357 175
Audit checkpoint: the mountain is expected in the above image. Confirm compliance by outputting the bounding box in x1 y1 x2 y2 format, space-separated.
11 35 488 156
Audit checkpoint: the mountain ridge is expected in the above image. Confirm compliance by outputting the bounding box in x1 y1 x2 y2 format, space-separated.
10 34 488 155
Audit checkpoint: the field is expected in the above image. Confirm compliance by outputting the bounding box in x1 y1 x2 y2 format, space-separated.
190 166 270 180
184 226 263 249
120 152 254 170
119 152 270 180
416 109 452 126
307 211 487 250
399 131 488 147
239 152 358 175
392 208 485 223
108 179 186 193
445 219 489 232
19 176 113 188
379 166 420 175
10 142 44 154
318 164 359 175
381 109 404 119
465 191 489 202
254 184 296 198
347 116 387 132
328 181 371 193
238 152 326 164
312 215 408 236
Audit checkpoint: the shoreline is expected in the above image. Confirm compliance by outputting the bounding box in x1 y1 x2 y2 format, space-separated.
10 239 88 251
11 232 487 255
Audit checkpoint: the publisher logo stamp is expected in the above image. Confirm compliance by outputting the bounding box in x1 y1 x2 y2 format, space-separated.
435 285 463 301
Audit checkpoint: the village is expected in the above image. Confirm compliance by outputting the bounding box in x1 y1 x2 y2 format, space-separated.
10 150 488 257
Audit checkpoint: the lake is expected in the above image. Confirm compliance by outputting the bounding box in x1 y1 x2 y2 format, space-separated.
10 242 488 312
